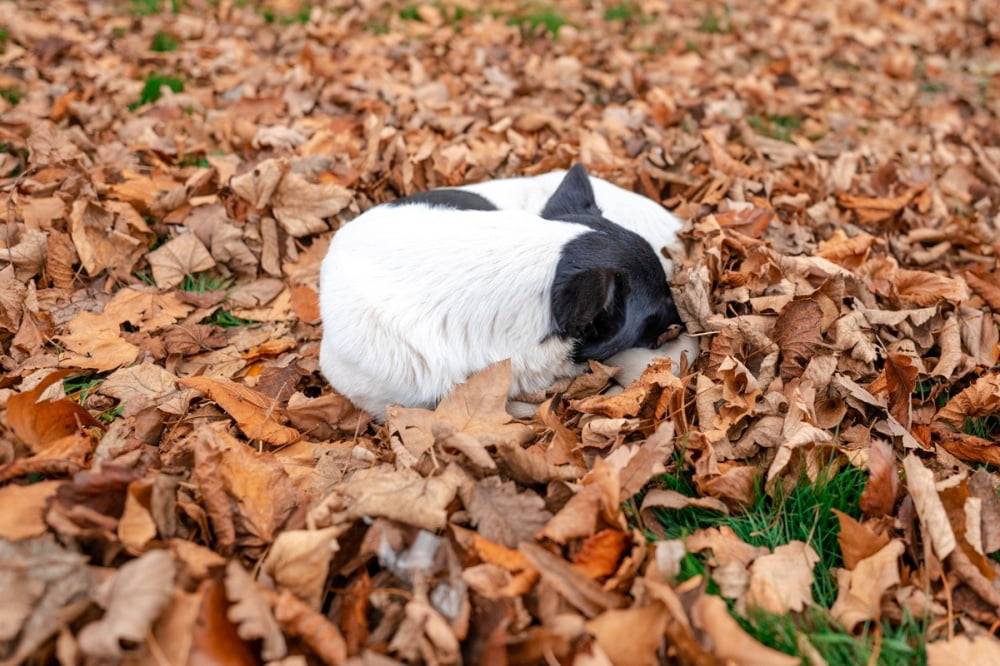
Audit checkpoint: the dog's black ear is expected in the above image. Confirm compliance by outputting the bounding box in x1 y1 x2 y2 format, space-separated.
551 266 616 338
542 164 602 220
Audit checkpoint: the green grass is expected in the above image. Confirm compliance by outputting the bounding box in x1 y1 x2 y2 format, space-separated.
642 464 928 663
748 113 803 143
507 5 567 38
603 2 640 21
1 88 22 105
965 415 1000 440
0 27 8 53
97 405 124 425
179 153 211 168
64 373 106 403
129 73 184 110
207 309 258 328
399 4 420 21
130 0 162 15
697 6 729 33
150 31 179 52
180 272 233 293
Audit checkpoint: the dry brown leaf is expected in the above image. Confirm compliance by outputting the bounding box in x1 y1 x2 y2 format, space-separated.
0 538 95 665
537 483 602 544
519 541 626 617
869 353 917 428
193 427 301 549
118 478 158 555
77 549 176 659
573 529 633 580
224 560 288 661
927 634 1000 665
180 376 301 446
745 541 819 614
312 464 463 532
936 373 1000 429
468 476 552 548
0 481 61 540
860 438 900 518
585 603 668 666
834 509 890 570
690 593 799 666
271 588 348 665
7 369 101 451
772 299 824 380
261 527 341 609
147 232 216 289
930 421 1000 466
272 173 352 237
903 454 956 559
830 540 904 630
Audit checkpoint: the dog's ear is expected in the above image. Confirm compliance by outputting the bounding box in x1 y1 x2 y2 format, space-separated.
551 265 616 338
542 164 603 220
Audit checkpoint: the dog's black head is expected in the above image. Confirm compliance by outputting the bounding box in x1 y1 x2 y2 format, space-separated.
544 165 683 362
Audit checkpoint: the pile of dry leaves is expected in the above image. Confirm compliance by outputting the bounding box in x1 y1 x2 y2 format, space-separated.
1 0 999 663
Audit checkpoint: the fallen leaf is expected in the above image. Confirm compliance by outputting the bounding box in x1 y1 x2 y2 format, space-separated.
7 369 100 451
181 376 301 446
0 480 61 540
262 527 341 608
834 509 891 570
690 593 799 666
830 540 904 630
903 454 956 559
519 542 626 617
573 529 632 580
468 476 552 549
745 541 819 613
77 549 176 659
860 438 900 518
927 634 1000 665
224 560 287 661
585 603 668 666
869 353 917 428
271 172 352 237
935 373 1000 429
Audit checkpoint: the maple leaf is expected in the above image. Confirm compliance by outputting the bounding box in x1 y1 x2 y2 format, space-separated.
147 232 216 289
830 540 904 630
7 369 101 451
467 476 551 548
745 541 819 614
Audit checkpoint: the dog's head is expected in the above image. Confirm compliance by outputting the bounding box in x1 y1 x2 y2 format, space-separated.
544 165 684 362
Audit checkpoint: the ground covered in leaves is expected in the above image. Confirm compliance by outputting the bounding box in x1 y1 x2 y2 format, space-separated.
1 0 999 663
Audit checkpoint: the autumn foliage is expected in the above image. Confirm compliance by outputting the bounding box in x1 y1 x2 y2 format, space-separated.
1 0 999 663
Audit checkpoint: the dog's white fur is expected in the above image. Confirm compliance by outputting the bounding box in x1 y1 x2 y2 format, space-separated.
457 171 697 386
320 170 697 417
320 205 590 415
457 171 684 276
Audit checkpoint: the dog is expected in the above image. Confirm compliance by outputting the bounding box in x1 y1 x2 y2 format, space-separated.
319 165 689 416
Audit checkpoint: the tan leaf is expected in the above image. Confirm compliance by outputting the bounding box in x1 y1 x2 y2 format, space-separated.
965 271 1000 311
931 313 963 378
180 376 301 446
0 265 26 333
690 593 799 666
224 560 287 661
537 484 601 544
69 199 150 278
285 391 371 440
927 634 1000 665
640 489 729 522
893 268 969 307
262 527 341 608
969 471 1000 554
118 479 158 555
0 480 61 540
745 541 819 613
817 229 880 269
0 538 95 665
903 454 956 559
147 233 216 289
930 421 1000 466
312 464 463 532
685 525 768 567
585 603 668 666
230 158 286 209
270 588 348 665
468 476 552 548
271 173 352 237
618 421 675 498
57 312 140 372
830 540 904 630
289 284 321 324
77 549 176 659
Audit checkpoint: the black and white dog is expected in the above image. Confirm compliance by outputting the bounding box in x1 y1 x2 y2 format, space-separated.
319 165 693 416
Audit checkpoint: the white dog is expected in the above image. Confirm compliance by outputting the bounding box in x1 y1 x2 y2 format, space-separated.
319 166 691 416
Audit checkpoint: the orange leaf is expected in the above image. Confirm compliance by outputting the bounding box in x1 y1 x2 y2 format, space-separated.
572 529 631 580
180 376 301 445
7 370 101 451
869 353 917 428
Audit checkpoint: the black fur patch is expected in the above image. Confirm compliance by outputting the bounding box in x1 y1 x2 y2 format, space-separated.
545 166 684 362
389 189 498 211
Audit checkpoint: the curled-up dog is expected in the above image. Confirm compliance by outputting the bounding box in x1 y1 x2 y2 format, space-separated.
319 165 689 417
